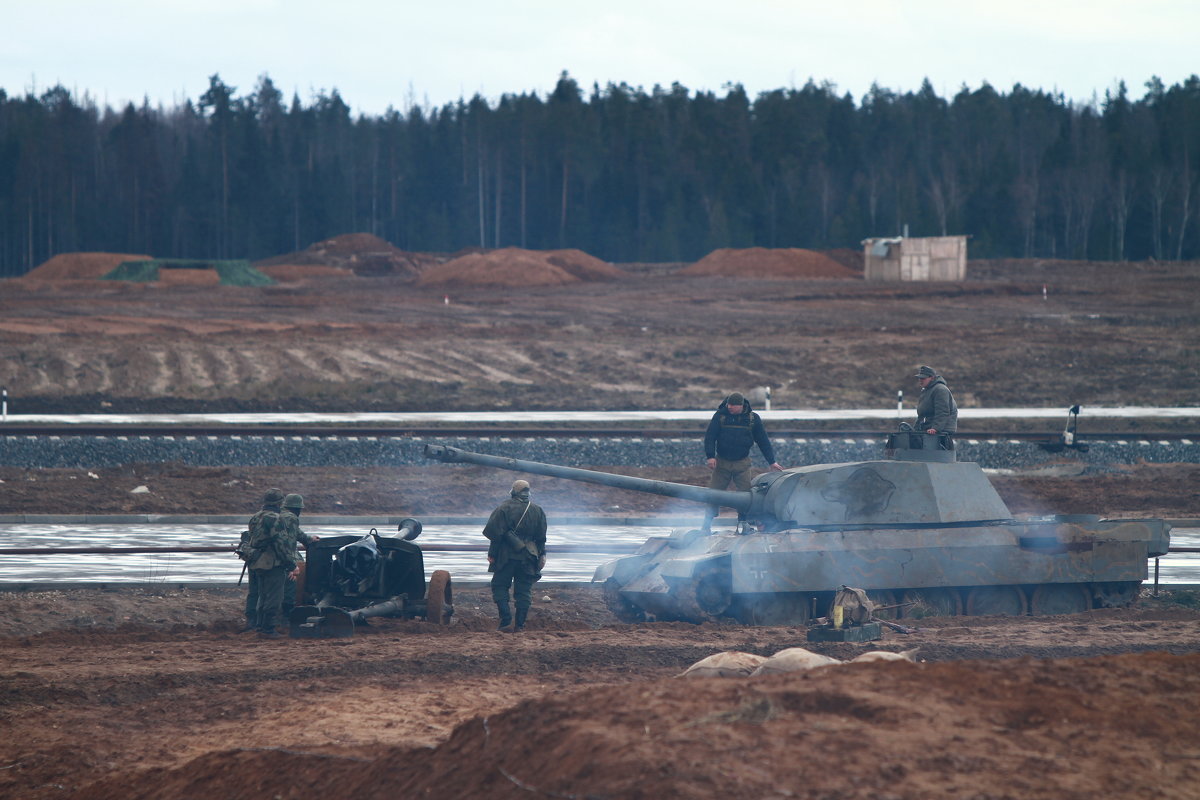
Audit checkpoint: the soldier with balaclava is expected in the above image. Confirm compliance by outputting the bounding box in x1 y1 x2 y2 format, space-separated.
483 479 548 631
701 391 784 530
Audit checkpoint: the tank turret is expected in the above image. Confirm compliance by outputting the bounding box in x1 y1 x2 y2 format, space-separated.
423 440 1170 625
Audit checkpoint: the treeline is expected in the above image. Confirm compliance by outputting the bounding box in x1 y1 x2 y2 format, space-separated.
2 72 1199 276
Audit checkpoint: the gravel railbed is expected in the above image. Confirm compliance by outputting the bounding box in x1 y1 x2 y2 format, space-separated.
0 434 1196 470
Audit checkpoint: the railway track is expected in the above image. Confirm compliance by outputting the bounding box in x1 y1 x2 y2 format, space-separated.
1 424 1195 441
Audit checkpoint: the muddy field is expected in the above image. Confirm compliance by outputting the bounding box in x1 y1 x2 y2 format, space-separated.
0 584 1198 800
2 249 1199 798
1 255 1197 413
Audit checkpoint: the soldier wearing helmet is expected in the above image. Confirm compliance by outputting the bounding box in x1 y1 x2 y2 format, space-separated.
482 479 548 631
238 488 284 633
249 491 318 638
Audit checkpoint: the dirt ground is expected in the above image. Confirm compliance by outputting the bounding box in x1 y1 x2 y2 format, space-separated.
2 252 1198 413
1 584 1199 800
2 248 1199 798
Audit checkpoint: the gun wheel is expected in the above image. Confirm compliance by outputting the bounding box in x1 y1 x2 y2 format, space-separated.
426 570 453 624
292 562 307 606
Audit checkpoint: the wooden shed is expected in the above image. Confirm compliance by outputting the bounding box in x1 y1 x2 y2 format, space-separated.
861 235 967 281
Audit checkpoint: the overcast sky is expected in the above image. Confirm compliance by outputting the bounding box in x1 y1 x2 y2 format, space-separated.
4 0 1197 115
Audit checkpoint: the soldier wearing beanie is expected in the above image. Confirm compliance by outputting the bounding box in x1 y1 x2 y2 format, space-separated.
701 391 784 531
913 366 958 436
482 479 548 631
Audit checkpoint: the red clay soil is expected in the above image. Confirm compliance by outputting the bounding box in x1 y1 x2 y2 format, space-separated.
679 246 859 278
18 252 152 281
416 246 628 286
53 647 1200 800
256 264 356 281
154 268 221 286
253 232 441 277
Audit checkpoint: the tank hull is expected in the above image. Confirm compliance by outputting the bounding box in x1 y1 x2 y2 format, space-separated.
423 444 1171 624
596 515 1170 623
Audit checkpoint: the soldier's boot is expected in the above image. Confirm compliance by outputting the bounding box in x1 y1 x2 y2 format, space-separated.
699 507 715 533
496 601 513 631
513 606 529 632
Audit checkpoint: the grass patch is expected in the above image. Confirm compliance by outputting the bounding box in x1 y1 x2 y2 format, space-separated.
103 259 274 286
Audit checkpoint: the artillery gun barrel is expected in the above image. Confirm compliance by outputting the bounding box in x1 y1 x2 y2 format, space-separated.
423 444 751 513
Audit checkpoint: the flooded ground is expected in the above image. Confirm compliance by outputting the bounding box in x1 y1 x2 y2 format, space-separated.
1 523 1195 585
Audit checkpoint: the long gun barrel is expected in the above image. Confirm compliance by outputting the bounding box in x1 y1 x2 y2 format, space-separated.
423 444 751 514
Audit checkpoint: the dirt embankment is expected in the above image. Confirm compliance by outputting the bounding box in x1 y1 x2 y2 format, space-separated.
1 584 1199 800
3 247 1195 412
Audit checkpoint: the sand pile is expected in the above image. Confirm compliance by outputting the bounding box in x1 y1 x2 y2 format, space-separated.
416 247 628 287
679 247 858 278
21 252 153 281
255 233 439 278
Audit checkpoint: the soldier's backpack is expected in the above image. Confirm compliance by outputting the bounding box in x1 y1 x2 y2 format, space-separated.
237 511 279 561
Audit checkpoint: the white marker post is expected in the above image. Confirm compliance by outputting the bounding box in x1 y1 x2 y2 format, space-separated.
2 388 6 421
896 389 903 420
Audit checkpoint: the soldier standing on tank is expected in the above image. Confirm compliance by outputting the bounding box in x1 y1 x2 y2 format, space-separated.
913 365 959 438
482 479 547 632
238 488 284 633
248 492 318 638
701 391 784 531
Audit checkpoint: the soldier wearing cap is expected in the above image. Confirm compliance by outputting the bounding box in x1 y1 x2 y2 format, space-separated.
914 365 958 435
248 492 318 638
702 391 784 531
482 479 548 631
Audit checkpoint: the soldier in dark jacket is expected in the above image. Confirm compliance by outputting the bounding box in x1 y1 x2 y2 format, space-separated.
482 479 548 631
702 392 784 530
914 365 959 435
248 492 317 638
239 487 284 633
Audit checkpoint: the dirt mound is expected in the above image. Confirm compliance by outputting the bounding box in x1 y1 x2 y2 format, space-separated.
415 247 628 286
254 233 439 277
256 264 355 281
679 247 858 278
72 651 1200 800
154 268 221 286
21 252 153 281
821 247 866 271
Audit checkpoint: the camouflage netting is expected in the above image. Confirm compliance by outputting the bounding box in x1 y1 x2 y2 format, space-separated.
103 259 274 286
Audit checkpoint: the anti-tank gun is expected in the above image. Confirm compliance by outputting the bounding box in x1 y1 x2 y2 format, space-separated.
423 440 1169 625
289 517 453 637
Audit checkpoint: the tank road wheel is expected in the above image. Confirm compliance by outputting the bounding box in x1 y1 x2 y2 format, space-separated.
603 578 646 623
675 564 732 621
900 588 962 619
1094 581 1141 608
1029 583 1092 616
693 569 733 618
965 585 1027 616
866 589 899 621
425 570 453 624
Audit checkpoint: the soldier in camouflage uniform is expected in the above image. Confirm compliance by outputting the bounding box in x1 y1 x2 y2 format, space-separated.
482 479 547 631
248 492 318 638
239 488 285 633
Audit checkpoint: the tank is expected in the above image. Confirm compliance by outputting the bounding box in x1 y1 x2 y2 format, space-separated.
423 437 1170 624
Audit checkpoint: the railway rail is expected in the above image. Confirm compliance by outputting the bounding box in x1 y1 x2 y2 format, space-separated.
0 424 1195 441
